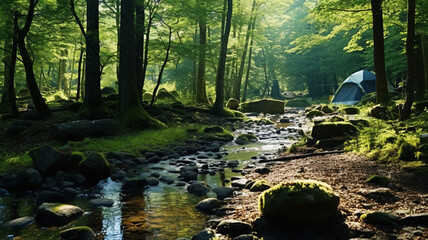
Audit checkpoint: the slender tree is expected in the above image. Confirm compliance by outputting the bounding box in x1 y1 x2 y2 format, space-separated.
242 9 257 103
212 0 233 114
118 0 163 129
77 0 112 119
136 0 145 102
14 0 51 117
232 0 256 101
196 0 209 104
400 0 416 120
370 0 389 105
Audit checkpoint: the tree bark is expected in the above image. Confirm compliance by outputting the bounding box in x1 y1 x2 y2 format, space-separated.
58 49 68 91
370 0 389 105
415 36 425 100
262 47 269 98
14 0 51 117
0 18 19 117
242 13 256 103
142 2 157 92
76 45 84 100
212 0 233 114
422 35 428 97
79 0 111 119
196 10 209 104
233 0 256 101
400 0 416 120
118 0 163 129
136 0 145 102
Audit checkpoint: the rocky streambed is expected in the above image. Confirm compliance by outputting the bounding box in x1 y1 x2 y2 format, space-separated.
0 109 305 240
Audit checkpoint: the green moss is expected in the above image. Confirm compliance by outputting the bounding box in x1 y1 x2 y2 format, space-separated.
118 105 166 129
285 98 310 107
142 92 153 102
0 154 33 173
232 110 245 117
401 161 427 171
71 151 85 166
341 107 360 115
235 133 258 145
306 110 324 118
360 212 400 226
366 175 391 186
258 180 339 225
250 179 271 192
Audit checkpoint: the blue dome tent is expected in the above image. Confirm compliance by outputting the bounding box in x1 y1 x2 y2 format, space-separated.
331 70 376 105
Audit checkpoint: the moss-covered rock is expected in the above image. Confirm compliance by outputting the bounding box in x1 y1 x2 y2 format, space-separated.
360 92 377 105
370 105 389 120
101 87 116 95
204 126 225 133
79 153 112 181
258 180 339 225
71 151 84 166
235 133 258 145
342 107 360 115
30 145 72 175
142 92 153 102
35 203 83 227
250 179 271 192
398 141 417 161
306 110 324 119
320 105 334 114
311 122 358 140
360 212 400 227
78 101 113 120
156 88 176 101
366 175 391 186
285 98 310 108
60 226 96 240
239 99 284 114
226 98 240 110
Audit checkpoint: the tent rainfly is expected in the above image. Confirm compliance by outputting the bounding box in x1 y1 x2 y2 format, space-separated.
331 70 376 105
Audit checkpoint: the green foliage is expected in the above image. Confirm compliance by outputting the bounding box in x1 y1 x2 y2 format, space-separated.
67 125 192 155
285 98 311 107
0 154 33 173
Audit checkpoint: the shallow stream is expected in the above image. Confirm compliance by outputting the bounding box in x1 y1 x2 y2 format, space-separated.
0 109 305 240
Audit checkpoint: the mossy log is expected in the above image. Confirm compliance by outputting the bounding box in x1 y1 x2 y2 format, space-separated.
50 119 120 141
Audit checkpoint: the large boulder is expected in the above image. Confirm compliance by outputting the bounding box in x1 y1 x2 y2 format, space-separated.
196 198 223 212
60 226 96 240
79 153 112 181
258 180 340 225
227 98 240 110
156 88 176 101
239 99 284 114
213 187 234 200
187 181 211 196
235 133 258 145
29 145 72 175
50 119 120 141
35 203 83 227
311 122 358 140
18 168 42 189
2 216 34 230
370 105 389 120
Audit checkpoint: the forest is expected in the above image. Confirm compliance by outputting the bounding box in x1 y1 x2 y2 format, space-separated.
0 0 427 239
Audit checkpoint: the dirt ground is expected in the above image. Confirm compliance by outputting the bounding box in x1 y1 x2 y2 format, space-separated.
221 153 428 239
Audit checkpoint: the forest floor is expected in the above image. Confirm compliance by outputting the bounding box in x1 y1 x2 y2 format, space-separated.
221 153 428 239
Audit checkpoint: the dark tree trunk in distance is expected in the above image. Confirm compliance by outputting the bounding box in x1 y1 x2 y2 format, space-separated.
370 0 389 104
422 35 428 96
196 14 209 104
400 0 416 120
14 0 51 117
76 45 84 100
0 17 19 116
242 13 256 103
118 0 163 129
212 0 233 114
79 0 112 119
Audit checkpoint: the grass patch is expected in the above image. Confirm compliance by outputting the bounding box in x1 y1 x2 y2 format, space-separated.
67 125 196 156
0 154 33 173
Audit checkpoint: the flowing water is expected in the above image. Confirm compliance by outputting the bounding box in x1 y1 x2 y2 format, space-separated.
0 110 305 240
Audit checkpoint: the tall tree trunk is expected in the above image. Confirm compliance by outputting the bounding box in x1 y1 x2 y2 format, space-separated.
76 45 84 100
118 0 163 129
136 0 145 102
212 0 232 114
0 18 19 116
150 25 172 107
14 1 51 117
262 47 269 98
79 0 111 119
415 36 425 100
422 35 428 97
196 10 209 104
370 0 389 105
58 49 68 92
400 0 416 120
232 0 256 101
242 13 257 103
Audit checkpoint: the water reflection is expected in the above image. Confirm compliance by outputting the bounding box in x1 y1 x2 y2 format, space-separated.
100 178 123 240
